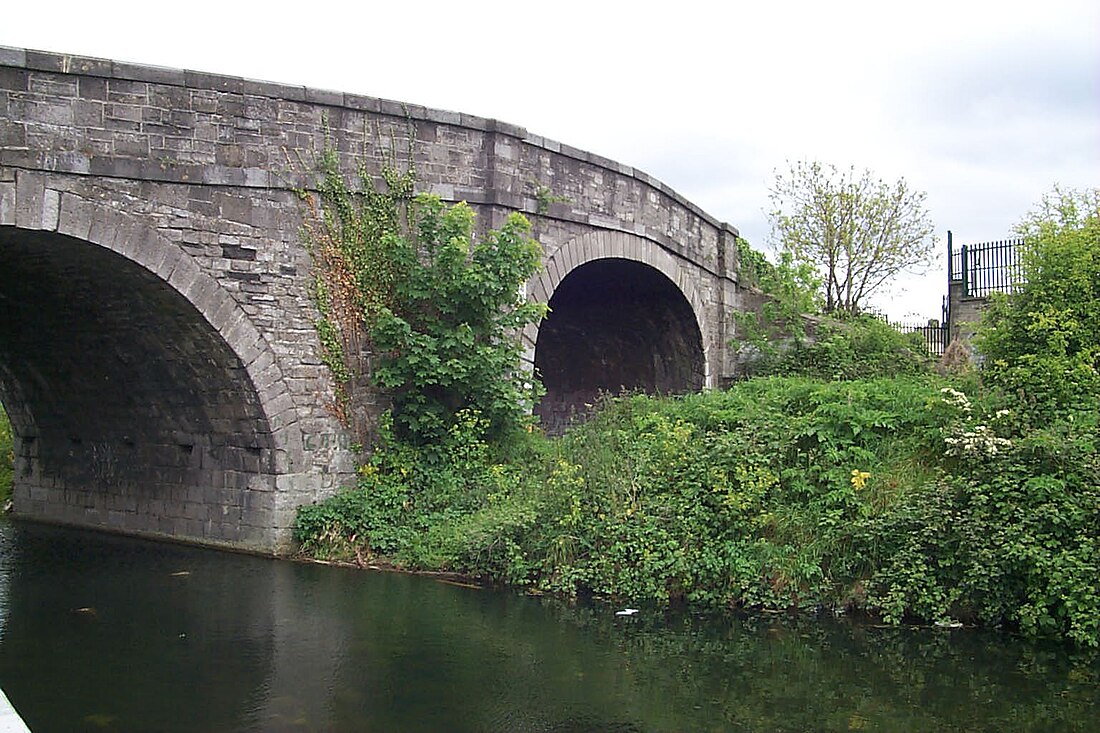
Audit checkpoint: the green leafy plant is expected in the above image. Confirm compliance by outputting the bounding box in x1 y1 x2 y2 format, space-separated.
0 404 12 505
527 180 571 216
768 161 936 315
733 237 822 370
978 186 1100 418
299 141 547 446
738 309 934 381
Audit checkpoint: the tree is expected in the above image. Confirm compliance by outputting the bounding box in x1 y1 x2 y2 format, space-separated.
768 161 936 315
978 185 1100 413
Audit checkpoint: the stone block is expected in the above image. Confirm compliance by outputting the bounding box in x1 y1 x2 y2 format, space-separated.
0 46 26 67
202 166 245 186
0 181 14 225
57 192 93 240
77 75 107 101
167 255 201 293
114 60 185 86
304 87 344 107
183 70 243 94
13 170 44 229
243 78 304 101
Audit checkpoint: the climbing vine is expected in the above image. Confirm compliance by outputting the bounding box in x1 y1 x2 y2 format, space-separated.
0 404 12 504
527 179 571 216
298 135 547 447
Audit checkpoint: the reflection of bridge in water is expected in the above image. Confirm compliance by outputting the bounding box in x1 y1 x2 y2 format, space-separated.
0 46 763 551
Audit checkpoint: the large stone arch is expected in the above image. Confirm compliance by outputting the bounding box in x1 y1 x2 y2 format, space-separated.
525 231 711 432
0 179 310 549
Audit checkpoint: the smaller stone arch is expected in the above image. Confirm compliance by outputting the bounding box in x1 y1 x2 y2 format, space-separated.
526 230 711 432
525 230 714 377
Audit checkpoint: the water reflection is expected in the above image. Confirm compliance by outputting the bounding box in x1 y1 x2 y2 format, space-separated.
0 520 1096 732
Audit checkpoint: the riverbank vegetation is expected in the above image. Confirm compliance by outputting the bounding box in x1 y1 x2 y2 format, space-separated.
0 405 11 504
295 174 1099 646
296 142 545 449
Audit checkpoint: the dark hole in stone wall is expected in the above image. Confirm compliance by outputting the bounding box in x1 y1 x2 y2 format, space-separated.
533 258 704 434
0 227 276 533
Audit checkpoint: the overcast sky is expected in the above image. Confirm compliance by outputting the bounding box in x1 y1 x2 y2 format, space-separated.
3 0 1097 320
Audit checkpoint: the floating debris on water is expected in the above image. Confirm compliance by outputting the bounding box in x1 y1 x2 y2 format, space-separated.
435 579 482 590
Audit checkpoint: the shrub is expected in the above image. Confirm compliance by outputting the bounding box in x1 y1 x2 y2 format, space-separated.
299 143 546 447
754 314 934 380
978 186 1100 419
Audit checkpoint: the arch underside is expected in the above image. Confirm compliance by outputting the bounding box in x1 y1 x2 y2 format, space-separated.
533 258 705 433
0 227 278 545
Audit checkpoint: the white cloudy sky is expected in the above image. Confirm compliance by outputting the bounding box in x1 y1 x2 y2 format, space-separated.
3 0 1097 320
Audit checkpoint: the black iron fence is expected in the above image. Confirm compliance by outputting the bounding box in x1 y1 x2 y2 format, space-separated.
894 321 949 355
873 232 1024 357
870 305 950 356
947 231 1025 298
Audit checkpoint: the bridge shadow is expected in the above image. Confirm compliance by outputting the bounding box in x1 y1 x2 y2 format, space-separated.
534 258 704 434
0 227 277 545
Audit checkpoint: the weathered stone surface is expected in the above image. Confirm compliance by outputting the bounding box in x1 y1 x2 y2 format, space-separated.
0 45 758 552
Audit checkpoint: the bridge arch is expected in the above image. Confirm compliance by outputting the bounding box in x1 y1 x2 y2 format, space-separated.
0 189 307 549
527 231 710 432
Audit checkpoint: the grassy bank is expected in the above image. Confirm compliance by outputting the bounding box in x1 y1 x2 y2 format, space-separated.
294 373 1100 645
294 188 1100 645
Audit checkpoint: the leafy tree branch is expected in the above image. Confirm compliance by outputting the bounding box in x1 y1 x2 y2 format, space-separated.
768 161 936 315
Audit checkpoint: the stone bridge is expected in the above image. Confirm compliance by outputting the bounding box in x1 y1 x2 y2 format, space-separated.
0 46 757 552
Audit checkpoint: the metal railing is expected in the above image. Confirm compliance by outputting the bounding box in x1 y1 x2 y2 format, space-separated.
893 322 949 355
869 308 950 356
947 231 1025 298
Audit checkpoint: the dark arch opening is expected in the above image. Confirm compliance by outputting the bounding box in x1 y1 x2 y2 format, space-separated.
0 227 277 545
533 258 705 433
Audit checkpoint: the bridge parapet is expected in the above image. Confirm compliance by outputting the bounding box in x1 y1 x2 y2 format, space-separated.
0 45 739 276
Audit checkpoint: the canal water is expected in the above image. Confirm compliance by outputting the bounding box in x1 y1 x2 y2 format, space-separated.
0 519 1096 732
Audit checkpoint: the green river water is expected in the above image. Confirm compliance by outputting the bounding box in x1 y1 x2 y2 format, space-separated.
0 519 1096 732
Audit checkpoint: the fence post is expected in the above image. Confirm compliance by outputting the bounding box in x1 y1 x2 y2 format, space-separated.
947 230 954 281
941 294 949 346
961 244 970 297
